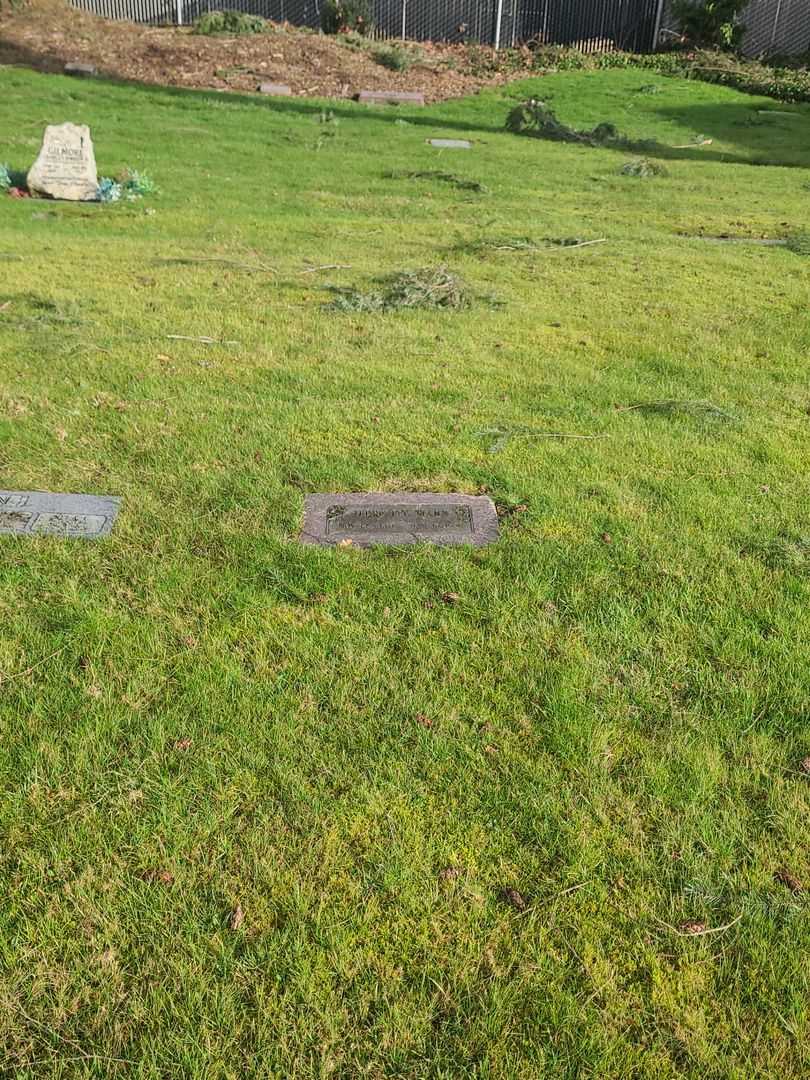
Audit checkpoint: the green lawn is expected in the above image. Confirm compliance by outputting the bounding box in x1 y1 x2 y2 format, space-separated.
1 63 809 1078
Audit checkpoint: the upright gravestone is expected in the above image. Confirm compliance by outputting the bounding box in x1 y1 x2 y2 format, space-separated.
27 123 98 202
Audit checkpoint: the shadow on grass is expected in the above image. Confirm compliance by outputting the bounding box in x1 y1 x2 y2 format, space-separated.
650 100 810 169
2 41 809 170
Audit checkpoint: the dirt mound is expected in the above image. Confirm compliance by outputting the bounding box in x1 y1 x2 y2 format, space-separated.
0 1 533 102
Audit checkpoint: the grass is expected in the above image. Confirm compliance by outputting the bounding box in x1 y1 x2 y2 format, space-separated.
0 63 809 1077
386 169 490 194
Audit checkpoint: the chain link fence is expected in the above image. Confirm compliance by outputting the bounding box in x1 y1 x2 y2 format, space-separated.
660 1 810 57
70 0 661 50
69 0 809 55
520 0 662 52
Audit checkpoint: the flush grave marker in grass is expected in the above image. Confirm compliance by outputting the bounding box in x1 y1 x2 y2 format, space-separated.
301 493 498 548
64 63 97 78
0 491 121 539
428 139 472 149
258 82 292 96
357 90 425 107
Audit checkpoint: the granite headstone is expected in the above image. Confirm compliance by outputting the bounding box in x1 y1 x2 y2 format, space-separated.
27 123 98 202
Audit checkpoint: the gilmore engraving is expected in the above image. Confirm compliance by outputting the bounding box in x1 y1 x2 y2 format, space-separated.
0 494 29 508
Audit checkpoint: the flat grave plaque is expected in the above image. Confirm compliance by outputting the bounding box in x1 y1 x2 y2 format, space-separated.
258 82 292 96
428 139 472 149
357 90 425 107
64 63 98 78
302 493 498 548
0 491 121 539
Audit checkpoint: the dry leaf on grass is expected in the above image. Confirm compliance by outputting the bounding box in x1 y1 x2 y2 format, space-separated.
416 714 433 729
500 887 528 911
174 737 193 751
679 920 707 935
774 868 802 893
230 903 245 930
439 866 463 882
142 868 175 885
99 947 117 968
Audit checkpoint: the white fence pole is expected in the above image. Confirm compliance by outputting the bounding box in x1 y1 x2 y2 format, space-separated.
401 0 407 41
652 0 666 49
494 0 504 49
770 0 785 52
176 0 183 26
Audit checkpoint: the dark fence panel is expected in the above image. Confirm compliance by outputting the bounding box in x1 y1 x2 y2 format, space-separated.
738 0 810 56
660 1 810 57
178 0 321 27
69 0 662 50
521 0 663 52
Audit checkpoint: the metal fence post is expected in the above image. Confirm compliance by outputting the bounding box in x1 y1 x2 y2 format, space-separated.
401 0 407 41
494 0 504 48
176 0 183 25
652 0 666 49
770 0 785 52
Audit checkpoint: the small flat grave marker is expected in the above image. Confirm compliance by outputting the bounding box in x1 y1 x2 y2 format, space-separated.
258 82 292 96
357 90 425 107
428 139 472 149
301 493 498 548
0 491 121 539
64 63 97 78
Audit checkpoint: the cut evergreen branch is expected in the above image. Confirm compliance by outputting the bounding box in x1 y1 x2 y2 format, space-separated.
329 267 471 313
618 399 735 420
506 99 658 152
619 158 668 177
457 235 605 255
372 44 421 72
193 10 268 35
786 233 810 256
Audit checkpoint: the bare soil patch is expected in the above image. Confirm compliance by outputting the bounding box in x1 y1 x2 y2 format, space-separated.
0 1 532 102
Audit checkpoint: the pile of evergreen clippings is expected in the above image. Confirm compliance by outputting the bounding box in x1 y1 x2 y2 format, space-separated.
329 267 472 313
